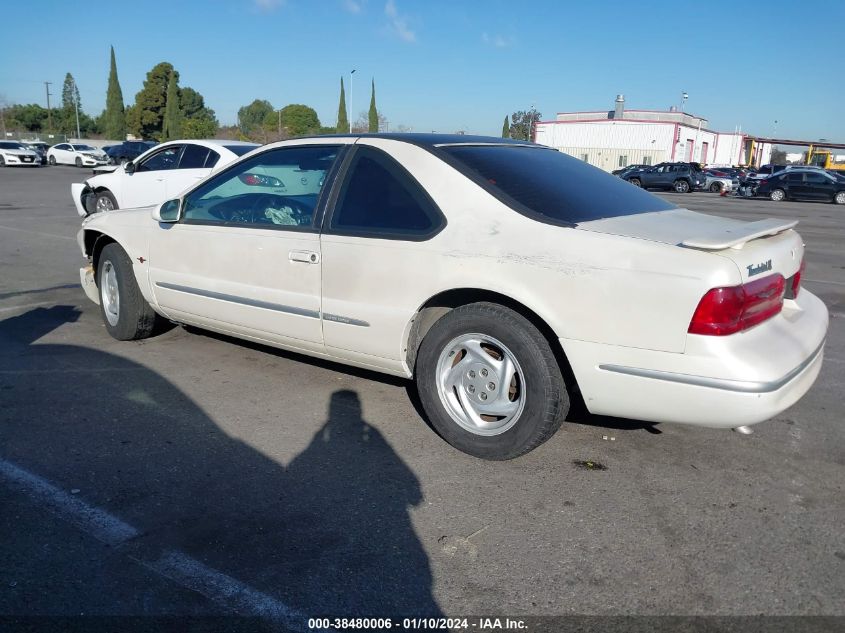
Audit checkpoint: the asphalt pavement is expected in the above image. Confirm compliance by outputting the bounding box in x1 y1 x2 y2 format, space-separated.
1 166 843 628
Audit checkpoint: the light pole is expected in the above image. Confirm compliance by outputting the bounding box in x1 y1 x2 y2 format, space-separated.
680 91 688 112
349 69 356 133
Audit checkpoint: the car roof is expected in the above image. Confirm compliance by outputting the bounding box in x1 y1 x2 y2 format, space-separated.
279 133 536 148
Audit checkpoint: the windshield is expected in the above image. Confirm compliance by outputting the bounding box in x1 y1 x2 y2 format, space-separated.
224 144 259 156
441 145 676 225
0 142 25 150
72 144 95 151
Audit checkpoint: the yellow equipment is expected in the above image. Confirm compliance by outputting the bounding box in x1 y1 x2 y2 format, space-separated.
807 145 845 171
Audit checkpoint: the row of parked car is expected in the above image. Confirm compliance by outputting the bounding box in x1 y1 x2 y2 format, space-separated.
0 139 161 168
612 161 845 204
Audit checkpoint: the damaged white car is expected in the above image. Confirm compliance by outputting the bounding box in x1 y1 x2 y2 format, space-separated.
76 134 828 460
71 140 258 216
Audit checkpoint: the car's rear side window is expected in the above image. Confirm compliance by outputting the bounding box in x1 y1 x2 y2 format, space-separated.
204 150 220 168
179 144 210 169
442 145 676 225
330 146 443 238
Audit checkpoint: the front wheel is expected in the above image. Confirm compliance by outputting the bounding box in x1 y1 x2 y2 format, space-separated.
674 179 691 193
770 188 786 202
0 156 5 167
48 155 56 165
628 178 641 188
709 182 722 193
415 303 569 460
834 191 845 205
94 190 118 213
75 156 83 168
97 243 159 341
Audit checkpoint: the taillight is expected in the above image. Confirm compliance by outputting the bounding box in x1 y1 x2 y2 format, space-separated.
688 274 785 336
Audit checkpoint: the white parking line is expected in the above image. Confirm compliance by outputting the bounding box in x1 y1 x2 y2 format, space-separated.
0 224 75 240
0 457 306 627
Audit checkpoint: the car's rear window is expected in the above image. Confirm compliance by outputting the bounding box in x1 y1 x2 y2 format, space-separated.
441 145 675 225
224 144 258 156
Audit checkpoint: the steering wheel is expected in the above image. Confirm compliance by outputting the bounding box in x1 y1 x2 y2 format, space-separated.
247 194 311 225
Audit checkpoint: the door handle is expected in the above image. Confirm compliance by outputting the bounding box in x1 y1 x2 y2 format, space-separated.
289 250 320 264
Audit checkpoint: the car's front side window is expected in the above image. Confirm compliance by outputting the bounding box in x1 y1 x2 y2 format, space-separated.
182 145 340 228
138 146 183 172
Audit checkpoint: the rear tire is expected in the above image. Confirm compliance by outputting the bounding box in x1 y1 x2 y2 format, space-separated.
97 243 159 341
674 179 691 193
770 188 786 202
415 302 568 460
629 178 641 188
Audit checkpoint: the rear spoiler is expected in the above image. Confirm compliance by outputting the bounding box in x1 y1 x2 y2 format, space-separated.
681 218 798 250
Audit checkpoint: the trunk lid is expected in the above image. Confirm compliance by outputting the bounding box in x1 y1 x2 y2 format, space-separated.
578 208 804 283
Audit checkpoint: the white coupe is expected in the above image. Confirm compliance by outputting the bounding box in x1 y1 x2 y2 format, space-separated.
71 140 259 216
47 143 109 167
76 134 828 460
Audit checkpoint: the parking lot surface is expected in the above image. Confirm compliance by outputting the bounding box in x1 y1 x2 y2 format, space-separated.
1 167 843 623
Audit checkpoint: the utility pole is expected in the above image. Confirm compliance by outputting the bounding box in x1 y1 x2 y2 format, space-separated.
44 81 53 132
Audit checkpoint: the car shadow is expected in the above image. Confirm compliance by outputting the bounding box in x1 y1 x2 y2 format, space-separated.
0 307 443 619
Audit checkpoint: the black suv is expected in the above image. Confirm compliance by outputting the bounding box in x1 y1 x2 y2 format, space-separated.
622 162 706 193
103 141 157 165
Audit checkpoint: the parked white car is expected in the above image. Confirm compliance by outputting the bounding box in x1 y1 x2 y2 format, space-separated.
48 143 109 167
71 140 259 216
0 141 41 167
703 171 737 193
76 134 828 460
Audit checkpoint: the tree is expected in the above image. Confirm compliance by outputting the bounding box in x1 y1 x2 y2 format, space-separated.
102 46 126 140
352 110 387 134
336 77 348 134
770 147 787 164
3 104 48 132
61 73 80 111
279 104 320 137
179 86 218 139
128 62 178 140
162 73 182 141
501 115 509 138
238 99 274 136
509 109 541 141
368 79 378 133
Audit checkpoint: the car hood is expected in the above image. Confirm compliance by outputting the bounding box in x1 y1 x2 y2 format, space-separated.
3 149 38 156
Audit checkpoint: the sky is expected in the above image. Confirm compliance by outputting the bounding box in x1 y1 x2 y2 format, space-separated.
1 0 843 141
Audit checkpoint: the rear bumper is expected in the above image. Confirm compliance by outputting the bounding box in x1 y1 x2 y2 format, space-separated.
562 290 829 428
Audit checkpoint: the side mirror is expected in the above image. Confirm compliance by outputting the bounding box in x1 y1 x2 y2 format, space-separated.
124 161 136 174
153 199 181 223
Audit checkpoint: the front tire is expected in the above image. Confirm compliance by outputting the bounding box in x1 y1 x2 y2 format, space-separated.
0 156 5 167
770 188 786 202
75 157 82 168
415 302 568 460
709 182 722 193
834 191 845 205
97 243 159 341
48 155 56 165
94 190 118 213
674 179 691 193
628 178 641 188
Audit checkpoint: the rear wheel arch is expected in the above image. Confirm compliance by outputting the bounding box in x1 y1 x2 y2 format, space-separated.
404 288 579 392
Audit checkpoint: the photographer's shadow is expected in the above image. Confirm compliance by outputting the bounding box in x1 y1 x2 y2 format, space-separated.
0 307 442 618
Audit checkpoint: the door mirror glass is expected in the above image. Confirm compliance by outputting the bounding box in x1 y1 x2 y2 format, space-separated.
153 199 181 223
124 161 135 174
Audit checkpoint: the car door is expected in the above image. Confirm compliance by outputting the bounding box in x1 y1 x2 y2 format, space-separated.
650 164 671 188
165 144 216 198
121 145 183 208
53 143 71 164
320 141 446 363
803 172 835 200
148 143 345 351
